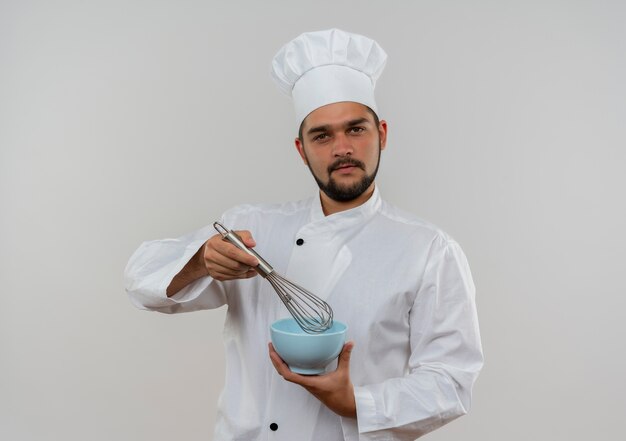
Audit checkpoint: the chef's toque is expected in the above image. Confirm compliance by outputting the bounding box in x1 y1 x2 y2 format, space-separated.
271 28 387 127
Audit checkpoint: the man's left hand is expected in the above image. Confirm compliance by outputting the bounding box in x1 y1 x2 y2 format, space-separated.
268 341 357 418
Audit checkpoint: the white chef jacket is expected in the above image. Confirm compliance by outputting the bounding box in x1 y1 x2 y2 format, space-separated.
124 186 483 441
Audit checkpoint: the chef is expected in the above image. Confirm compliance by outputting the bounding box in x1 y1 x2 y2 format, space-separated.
125 28 483 441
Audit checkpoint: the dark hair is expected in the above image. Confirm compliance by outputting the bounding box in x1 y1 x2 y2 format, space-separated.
297 105 381 144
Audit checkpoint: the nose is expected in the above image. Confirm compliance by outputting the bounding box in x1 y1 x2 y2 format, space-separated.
332 133 353 157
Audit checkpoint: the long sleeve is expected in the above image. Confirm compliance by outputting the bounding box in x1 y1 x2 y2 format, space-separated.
353 237 483 440
124 224 227 314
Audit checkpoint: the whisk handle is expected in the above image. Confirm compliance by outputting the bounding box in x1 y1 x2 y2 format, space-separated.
213 222 273 277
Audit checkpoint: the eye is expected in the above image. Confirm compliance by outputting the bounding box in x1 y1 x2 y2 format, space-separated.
348 127 365 134
313 133 329 142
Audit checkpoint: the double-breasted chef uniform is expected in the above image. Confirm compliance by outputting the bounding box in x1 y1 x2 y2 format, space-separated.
124 186 483 440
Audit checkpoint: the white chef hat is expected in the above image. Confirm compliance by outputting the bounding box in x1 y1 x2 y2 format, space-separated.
271 28 387 127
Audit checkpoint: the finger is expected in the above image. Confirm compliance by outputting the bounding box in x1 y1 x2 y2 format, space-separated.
210 255 255 275
268 343 297 381
268 343 290 374
336 341 355 372
205 255 259 281
206 259 253 278
209 269 253 281
268 343 312 385
243 268 258 278
234 230 256 248
207 239 258 271
214 238 259 268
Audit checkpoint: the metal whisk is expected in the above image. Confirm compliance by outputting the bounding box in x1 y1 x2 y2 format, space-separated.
213 222 334 334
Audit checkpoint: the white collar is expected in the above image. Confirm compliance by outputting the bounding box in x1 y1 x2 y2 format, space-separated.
306 185 382 235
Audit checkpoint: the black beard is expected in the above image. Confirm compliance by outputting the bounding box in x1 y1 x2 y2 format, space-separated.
306 146 381 203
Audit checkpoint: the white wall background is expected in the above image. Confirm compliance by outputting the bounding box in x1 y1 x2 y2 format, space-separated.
2 1 625 440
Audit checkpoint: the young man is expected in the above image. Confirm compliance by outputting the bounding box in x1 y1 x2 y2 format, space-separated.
125 29 483 441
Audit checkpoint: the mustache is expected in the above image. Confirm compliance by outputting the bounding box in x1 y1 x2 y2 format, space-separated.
327 157 365 174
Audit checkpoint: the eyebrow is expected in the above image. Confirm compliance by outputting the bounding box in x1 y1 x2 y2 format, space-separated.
306 118 371 136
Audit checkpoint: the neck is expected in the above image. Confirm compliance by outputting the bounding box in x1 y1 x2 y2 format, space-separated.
319 183 376 216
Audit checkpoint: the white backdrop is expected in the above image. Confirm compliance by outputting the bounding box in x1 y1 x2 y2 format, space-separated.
2 1 625 440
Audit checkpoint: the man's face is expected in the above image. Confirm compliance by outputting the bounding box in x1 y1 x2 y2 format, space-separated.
295 102 387 203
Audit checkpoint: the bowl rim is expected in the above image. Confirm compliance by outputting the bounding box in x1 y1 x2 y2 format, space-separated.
270 317 348 336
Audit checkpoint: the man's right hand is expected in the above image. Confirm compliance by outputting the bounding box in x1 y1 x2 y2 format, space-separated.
201 231 259 281
167 230 259 297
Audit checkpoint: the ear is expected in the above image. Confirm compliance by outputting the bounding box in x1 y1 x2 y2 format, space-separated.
378 120 388 151
294 137 308 164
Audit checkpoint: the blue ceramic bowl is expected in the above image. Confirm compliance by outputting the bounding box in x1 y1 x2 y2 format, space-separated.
270 318 348 375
